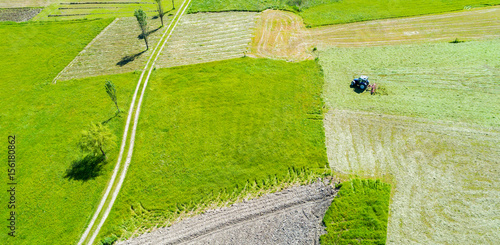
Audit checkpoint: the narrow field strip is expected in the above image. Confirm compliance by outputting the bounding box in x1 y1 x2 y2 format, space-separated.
118 181 336 245
77 0 192 244
311 6 500 47
324 110 500 244
55 16 168 81
156 12 258 68
251 7 500 61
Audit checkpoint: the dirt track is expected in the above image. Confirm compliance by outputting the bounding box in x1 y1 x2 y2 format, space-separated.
119 180 336 245
324 109 500 244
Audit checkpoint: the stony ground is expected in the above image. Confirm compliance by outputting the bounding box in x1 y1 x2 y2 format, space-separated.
0 7 41 22
324 109 500 244
118 180 336 245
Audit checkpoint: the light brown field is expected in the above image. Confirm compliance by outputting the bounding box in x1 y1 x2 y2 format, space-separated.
250 10 313 61
324 109 500 244
251 7 500 61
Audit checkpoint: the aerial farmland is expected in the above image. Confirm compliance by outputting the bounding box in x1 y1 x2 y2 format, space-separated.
0 0 498 244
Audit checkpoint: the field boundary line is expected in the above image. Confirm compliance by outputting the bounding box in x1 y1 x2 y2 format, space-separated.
81 0 192 244
52 18 119 84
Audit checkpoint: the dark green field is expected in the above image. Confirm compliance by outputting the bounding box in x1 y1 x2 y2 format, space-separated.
0 19 140 244
321 179 391 245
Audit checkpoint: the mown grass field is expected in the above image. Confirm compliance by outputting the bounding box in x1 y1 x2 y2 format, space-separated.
157 12 258 68
321 179 391 245
189 0 500 27
95 58 329 241
320 39 500 128
0 19 140 244
321 39 500 243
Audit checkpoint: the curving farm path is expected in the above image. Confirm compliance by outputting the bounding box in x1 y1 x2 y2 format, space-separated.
76 0 193 244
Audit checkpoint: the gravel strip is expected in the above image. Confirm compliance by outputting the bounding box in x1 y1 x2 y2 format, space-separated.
119 180 336 245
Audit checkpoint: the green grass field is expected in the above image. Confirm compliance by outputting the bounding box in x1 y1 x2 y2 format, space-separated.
94 58 328 240
320 39 500 128
189 0 500 26
321 179 391 245
0 19 141 244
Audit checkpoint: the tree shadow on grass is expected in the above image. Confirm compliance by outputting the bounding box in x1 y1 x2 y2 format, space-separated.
102 111 121 125
116 50 146 67
138 26 161 40
64 154 106 181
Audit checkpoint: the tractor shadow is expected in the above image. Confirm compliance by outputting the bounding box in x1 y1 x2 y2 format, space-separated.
64 154 106 181
350 85 366 94
117 50 146 67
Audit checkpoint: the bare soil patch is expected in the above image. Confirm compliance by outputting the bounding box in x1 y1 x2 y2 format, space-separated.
156 12 258 68
250 10 313 62
324 109 500 244
0 7 42 21
118 180 336 245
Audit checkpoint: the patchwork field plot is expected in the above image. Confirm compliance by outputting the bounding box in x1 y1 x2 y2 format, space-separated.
96 58 327 242
251 10 313 62
319 39 500 127
311 6 500 47
0 19 140 245
324 110 500 244
250 7 500 61
56 16 169 81
119 181 335 245
156 12 258 68
21 0 179 21
187 0 500 27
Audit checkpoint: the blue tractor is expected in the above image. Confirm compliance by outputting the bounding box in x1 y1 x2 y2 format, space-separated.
350 75 370 90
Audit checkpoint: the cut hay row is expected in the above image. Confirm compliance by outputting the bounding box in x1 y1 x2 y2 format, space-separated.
156 12 259 68
311 6 500 47
324 109 500 244
56 16 169 81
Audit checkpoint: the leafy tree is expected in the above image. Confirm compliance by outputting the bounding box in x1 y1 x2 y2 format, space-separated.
134 9 149 50
79 122 117 159
155 0 165 26
105 80 120 113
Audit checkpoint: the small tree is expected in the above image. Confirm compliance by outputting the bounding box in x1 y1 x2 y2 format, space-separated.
171 0 175 9
155 0 165 26
105 80 120 113
134 9 149 50
79 122 117 159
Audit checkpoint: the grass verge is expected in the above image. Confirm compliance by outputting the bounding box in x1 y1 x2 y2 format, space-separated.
321 179 391 245
0 19 140 244
96 58 329 241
